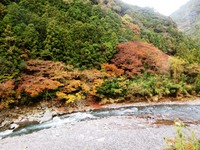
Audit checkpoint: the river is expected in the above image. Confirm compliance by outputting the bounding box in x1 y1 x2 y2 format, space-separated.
0 99 200 150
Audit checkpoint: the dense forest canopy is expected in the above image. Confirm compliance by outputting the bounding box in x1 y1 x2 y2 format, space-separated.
0 0 200 108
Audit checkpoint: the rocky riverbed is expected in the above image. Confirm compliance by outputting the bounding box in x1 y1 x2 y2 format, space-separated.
1 98 200 133
0 100 93 132
0 115 200 150
0 99 200 149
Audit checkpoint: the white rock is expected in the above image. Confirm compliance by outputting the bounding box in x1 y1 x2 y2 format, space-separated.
39 110 53 123
0 130 13 138
10 123 20 130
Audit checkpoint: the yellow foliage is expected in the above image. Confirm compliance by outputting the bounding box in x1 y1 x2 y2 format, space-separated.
65 94 77 104
63 80 82 93
89 79 104 96
122 14 133 25
184 143 196 150
2 99 15 108
56 92 83 104
81 82 90 93
56 92 68 99
99 98 123 105
169 57 187 81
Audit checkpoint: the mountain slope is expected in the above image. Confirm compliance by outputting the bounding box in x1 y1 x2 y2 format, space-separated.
0 0 200 109
1 0 199 81
171 0 200 44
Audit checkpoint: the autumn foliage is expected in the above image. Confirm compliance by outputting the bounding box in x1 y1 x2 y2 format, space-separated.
0 80 15 99
13 60 109 105
130 24 141 35
17 75 63 97
101 63 124 76
112 41 170 77
0 80 15 109
26 59 69 81
0 54 199 109
17 60 65 97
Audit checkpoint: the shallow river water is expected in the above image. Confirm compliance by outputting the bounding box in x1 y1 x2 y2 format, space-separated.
1 101 200 140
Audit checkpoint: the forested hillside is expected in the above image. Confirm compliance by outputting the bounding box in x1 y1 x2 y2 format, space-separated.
0 0 200 109
171 0 200 44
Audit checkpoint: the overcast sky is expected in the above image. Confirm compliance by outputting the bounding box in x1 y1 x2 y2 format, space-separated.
122 0 190 16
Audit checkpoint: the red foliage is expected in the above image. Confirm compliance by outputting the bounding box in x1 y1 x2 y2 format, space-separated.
112 41 170 77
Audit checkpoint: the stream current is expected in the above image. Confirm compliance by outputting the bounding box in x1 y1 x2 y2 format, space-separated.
0 103 200 139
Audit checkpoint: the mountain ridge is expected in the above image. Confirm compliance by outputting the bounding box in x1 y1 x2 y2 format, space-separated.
171 0 200 44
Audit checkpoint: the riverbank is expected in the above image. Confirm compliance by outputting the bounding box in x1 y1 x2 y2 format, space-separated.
0 115 200 150
0 98 200 149
0 97 199 132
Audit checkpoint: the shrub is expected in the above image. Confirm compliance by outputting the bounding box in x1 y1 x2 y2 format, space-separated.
16 60 65 98
0 80 16 108
78 69 109 82
127 75 192 100
62 80 82 93
165 121 200 150
112 41 170 77
0 80 15 99
195 75 200 93
17 75 63 97
89 79 104 96
169 57 187 82
101 63 124 76
56 92 83 104
96 78 128 99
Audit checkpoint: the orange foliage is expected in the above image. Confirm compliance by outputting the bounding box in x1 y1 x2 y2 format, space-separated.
16 60 66 97
27 59 69 82
0 80 15 99
59 78 103 98
101 63 124 76
17 75 63 97
78 69 109 82
130 24 141 35
16 60 111 100
0 104 4 110
90 103 102 109
112 41 170 77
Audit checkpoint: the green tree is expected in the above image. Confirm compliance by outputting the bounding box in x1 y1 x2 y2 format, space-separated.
0 25 25 81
